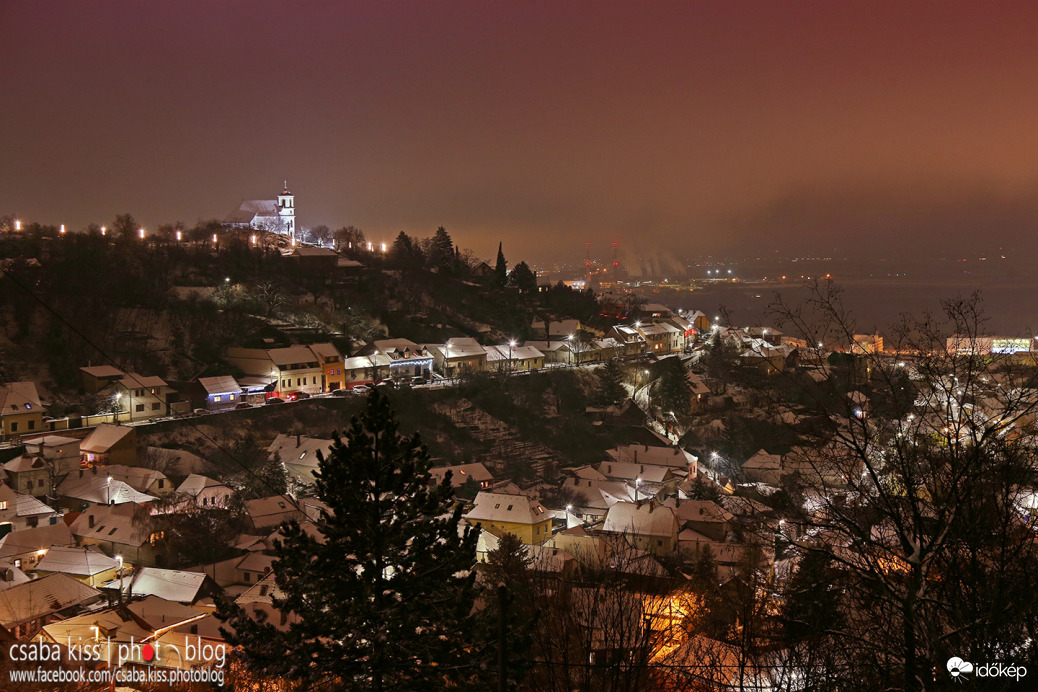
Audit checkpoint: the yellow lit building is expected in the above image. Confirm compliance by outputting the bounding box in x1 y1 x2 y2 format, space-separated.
463 491 552 545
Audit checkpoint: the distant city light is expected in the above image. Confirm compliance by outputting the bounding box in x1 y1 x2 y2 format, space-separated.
100 226 106 236
138 228 145 239
59 224 66 234
175 230 182 241
212 233 218 243
380 242 387 253
14 220 21 231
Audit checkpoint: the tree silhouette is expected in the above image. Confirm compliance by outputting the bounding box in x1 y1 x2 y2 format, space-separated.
219 390 483 691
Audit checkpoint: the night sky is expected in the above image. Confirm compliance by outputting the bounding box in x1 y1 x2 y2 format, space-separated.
5 1 1038 265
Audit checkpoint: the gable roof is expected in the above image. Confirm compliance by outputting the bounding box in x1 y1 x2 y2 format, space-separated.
35 546 119 577
69 504 153 547
57 474 156 505
79 365 125 379
603 501 678 537
0 573 100 628
0 523 74 560
102 465 167 493
80 424 135 454
0 382 42 415
464 492 549 525
176 474 229 497
197 376 242 396
130 568 210 603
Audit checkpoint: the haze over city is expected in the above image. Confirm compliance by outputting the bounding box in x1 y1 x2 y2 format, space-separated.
6 1 1038 264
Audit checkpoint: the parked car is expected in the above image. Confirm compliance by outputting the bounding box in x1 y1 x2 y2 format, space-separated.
295 391 311 399
234 402 252 409
265 397 285 405
193 408 209 415
379 378 397 389
351 384 370 394
411 376 426 386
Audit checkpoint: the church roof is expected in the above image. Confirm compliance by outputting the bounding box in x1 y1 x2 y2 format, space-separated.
223 199 279 224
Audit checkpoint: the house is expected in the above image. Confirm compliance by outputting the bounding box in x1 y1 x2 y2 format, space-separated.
56 470 157 510
341 353 393 387
476 530 577 577
102 465 172 497
16 434 82 490
268 433 335 486
367 339 435 380
286 246 339 269
33 545 122 587
310 342 347 392
0 523 75 570
429 462 493 490
235 572 301 631
128 567 221 605
38 596 216 669
101 373 178 423
611 325 648 356
529 320 589 341
197 375 244 410
80 424 138 467
686 371 710 412
663 499 733 541
3 454 52 498
602 501 679 555
635 322 681 354
226 343 343 397
0 483 57 535
741 449 784 485
79 365 127 394
0 573 101 640
69 503 168 567
0 382 44 440
524 340 576 365
428 338 487 377
245 494 303 530
606 444 698 474
484 344 545 373
463 492 552 545
176 474 234 509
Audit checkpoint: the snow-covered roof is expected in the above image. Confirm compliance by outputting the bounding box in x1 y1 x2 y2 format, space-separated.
0 523 74 560
0 381 42 415
130 567 209 603
464 492 549 525
603 501 678 538
429 462 493 487
0 573 100 628
80 424 134 454
198 375 242 396
58 474 156 505
35 546 119 577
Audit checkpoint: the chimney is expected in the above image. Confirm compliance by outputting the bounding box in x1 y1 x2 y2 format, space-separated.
648 502 655 514
88 515 95 528
644 444 649 452
633 450 638 462
296 434 301 448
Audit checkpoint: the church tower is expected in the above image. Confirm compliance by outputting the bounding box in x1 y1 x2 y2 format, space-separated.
277 180 295 238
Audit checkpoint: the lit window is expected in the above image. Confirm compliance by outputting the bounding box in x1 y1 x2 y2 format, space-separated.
0 501 7 510
214 396 222 403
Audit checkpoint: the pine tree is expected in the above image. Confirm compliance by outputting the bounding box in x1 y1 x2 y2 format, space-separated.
594 359 628 406
494 242 508 286
429 226 455 271
510 261 537 293
219 391 482 691
655 356 693 416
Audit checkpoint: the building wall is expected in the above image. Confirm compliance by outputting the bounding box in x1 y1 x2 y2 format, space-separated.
1 411 44 438
469 518 552 545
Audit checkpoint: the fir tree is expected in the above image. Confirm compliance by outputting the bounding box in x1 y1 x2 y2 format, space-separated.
510 261 537 293
494 242 508 286
219 390 482 691
654 356 693 416
429 226 455 271
594 359 628 406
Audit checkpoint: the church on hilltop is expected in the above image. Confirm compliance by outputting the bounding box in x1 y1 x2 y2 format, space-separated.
223 181 296 238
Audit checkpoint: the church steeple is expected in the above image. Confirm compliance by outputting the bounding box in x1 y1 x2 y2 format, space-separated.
277 180 295 238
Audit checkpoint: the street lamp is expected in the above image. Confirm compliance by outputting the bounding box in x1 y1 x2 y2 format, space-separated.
117 555 124 604
138 228 145 239
635 477 642 501
100 226 106 236
508 340 516 375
